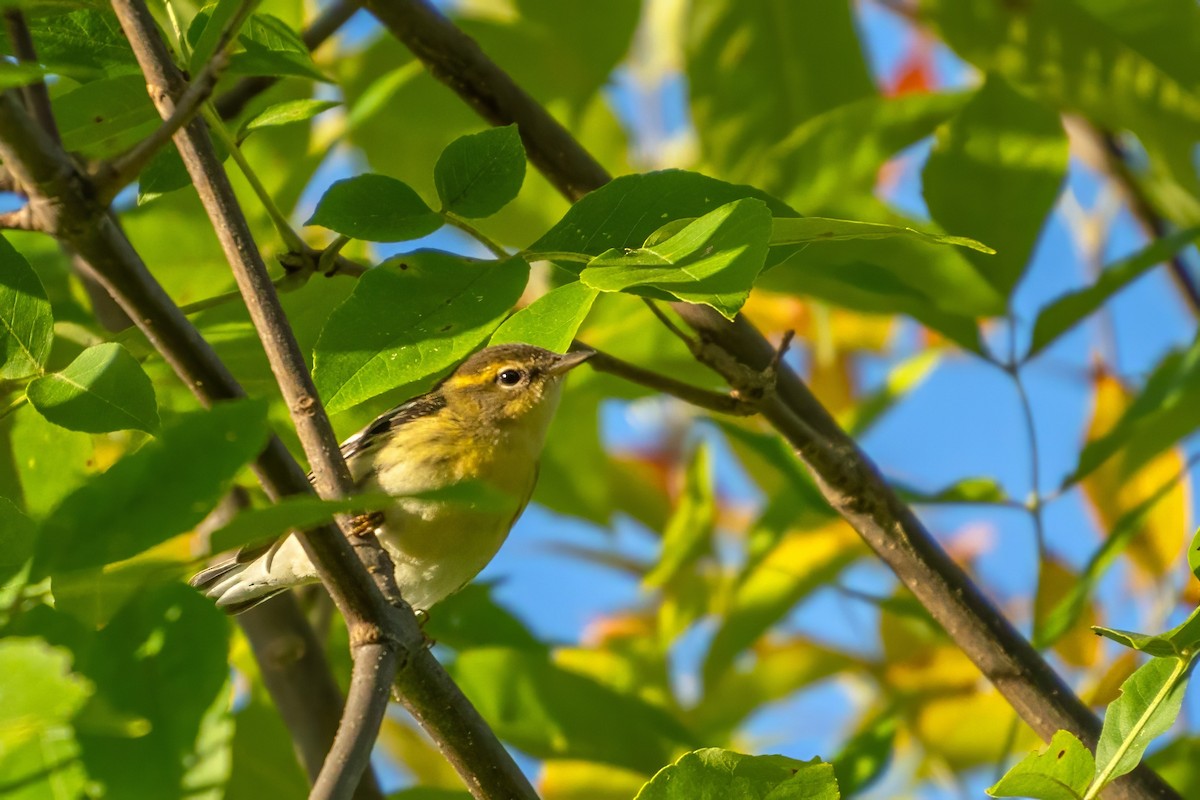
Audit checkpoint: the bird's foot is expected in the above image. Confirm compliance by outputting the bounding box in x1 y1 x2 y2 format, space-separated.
347 510 385 537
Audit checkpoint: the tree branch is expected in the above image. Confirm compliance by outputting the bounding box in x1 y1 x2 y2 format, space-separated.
356 2 1179 797
108 3 537 799
109 3 402 797
577 343 756 416
2 10 61 145
95 15 244 203
0 205 41 231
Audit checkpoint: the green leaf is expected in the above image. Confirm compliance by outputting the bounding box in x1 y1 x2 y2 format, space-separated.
314 252 529 413
490 281 599 352
188 0 246 75
1069 337 1200 485
4 405 95 519
645 443 715 588
225 696 310 800
0 496 34 589
770 217 994 253
434 125 527 218
229 14 329 82
580 198 772 319
1189 525 1200 581
897 477 1009 506
635 748 840 800
33 399 269 577
922 0 1200 223
423 583 545 653
988 730 1095 800
240 99 339 137
0 235 53 380
207 493 395 554
0 637 92 753
448 647 694 773
1093 656 1190 787
74 584 233 799
0 61 50 89
833 713 897 798
12 9 137 81
1029 227 1200 358
1037 477 1186 651
531 170 801 269
306 174 442 242
923 74 1068 296
27 343 159 434
1094 606 1200 658
748 91 970 211
54 73 159 159
685 0 873 181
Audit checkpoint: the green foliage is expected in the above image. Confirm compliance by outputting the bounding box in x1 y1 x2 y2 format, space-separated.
0 235 52 381
239 98 340 138
27 343 159 434
635 748 840 800
434 125 527 218
313 252 529 412
922 73 1069 296
490 281 599 352
307 174 443 242
33 400 269 578
580 198 772 319
988 730 1095 800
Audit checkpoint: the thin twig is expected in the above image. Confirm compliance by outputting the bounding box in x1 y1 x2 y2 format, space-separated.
2 10 61 144
1096 130 1200 317
0 87 385 799
0 205 41 231
577 342 756 416
643 299 697 349
97 5 249 203
109 3 401 797
360 3 1181 796
443 211 508 258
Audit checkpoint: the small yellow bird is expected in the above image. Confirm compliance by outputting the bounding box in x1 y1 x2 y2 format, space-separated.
192 343 593 614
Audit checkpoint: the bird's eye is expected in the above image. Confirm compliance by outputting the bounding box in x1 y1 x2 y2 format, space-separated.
497 368 524 387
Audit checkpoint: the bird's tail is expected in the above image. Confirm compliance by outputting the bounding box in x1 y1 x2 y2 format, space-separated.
189 557 288 615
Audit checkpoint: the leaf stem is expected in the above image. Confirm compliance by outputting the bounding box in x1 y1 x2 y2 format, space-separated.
442 211 508 258
518 249 591 264
202 105 308 253
0 393 28 421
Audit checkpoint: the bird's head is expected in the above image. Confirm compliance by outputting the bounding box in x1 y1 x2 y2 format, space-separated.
440 344 593 432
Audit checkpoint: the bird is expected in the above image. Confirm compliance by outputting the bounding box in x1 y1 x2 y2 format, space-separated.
191 343 593 614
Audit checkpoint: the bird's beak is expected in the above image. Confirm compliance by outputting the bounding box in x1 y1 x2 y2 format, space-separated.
550 348 595 375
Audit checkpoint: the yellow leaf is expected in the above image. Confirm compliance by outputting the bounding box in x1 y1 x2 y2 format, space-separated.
912 688 1037 770
1082 651 1137 709
377 716 463 789
1081 372 1192 581
539 759 649 800
1034 557 1101 668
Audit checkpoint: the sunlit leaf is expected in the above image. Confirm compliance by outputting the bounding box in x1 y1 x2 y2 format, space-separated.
54 74 159 158
540 759 649 800
645 443 715 588
33 399 269 577
435 125 527 218
1079 371 1191 580
923 73 1068 296
770 217 994 253
0 234 53 381
703 521 860 687
449 647 694 773
635 748 839 800
5 405 95 519
685 0 873 181
314 252 529 413
491 281 599 353
1093 656 1189 786
1029 228 1200 358
240 99 340 137
306 174 442 242
580 198 772 319
27 343 159 434
206 492 395 554
988 730 1095 800
0 637 92 753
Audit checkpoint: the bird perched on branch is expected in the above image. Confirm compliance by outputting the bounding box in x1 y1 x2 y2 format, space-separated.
192 343 593 614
